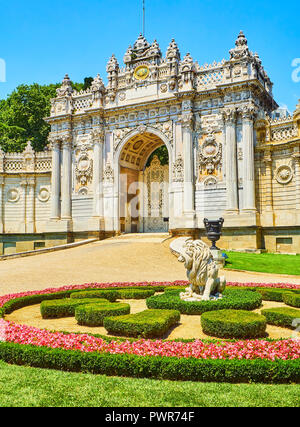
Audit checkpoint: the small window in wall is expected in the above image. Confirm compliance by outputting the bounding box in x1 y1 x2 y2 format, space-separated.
3 242 16 255
34 242 45 250
276 238 293 245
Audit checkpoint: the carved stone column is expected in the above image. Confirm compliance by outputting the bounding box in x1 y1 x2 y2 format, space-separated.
242 105 257 212
181 112 195 219
223 108 239 213
27 177 36 233
263 150 274 213
91 128 104 218
0 177 4 233
292 147 300 211
20 178 27 233
61 135 72 220
50 137 61 219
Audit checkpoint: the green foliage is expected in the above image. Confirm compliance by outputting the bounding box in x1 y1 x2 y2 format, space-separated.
104 309 180 338
255 288 300 302
0 78 94 152
262 307 300 328
0 342 299 384
116 289 156 299
224 251 300 275
40 298 109 319
201 310 267 339
283 292 300 308
146 289 262 315
0 83 59 152
75 303 130 327
70 290 118 302
146 145 168 167
1 360 300 407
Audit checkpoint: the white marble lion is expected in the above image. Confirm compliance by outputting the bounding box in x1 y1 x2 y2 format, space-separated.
178 239 226 301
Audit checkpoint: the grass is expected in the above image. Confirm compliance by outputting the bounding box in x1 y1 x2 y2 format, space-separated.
224 252 300 275
0 361 299 407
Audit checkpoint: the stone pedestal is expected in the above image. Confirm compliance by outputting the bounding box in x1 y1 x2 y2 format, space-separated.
210 249 225 267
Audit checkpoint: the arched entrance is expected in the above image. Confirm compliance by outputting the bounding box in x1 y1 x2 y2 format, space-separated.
117 131 170 233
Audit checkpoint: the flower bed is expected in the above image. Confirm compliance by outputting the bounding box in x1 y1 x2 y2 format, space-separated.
0 281 299 384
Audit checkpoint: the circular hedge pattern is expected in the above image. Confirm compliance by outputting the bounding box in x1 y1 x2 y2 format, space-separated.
283 292 300 308
261 307 300 329
201 309 267 339
40 298 109 319
70 290 118 302
75 302 130 326
146 289 262 315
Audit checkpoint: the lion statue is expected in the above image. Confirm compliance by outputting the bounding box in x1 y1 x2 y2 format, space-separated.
178 239 226 301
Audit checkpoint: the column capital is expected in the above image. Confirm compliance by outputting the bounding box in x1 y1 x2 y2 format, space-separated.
239 104 258 121
222 107 237 124
91 128 104 144
61 133 73 149
48 134 61 150
27 177 36 187
263 150 273 166
180 112 194 129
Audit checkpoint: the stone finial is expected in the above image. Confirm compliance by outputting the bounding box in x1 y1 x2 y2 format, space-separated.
124 45 133 64
56 74 73 97
180 53 194 73
91 74 105 92
296 99 300 112
229 30 251 60
166 39 181 60
106 54 119 72
133 33 150 53
149 39 161 56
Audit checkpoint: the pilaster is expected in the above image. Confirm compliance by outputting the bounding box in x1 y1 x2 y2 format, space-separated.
61 135 72 220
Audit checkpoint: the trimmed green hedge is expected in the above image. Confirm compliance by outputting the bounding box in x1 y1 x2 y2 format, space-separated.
75 303 130 327
201 310 267 339
70 290 118 302
283 293 300 308
261 307 300 329
254 288 300 302
40 298 109 319
0 342 298 384
116 289 156 299
146 289 262 315
104 309 180 338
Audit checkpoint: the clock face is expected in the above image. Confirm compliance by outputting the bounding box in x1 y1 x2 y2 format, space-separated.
134 65 150 80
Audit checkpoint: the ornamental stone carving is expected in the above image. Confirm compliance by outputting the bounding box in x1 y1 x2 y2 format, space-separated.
90 128 104 143
275 165 293 185
75 147 93 187
199 133 222 175
229 31 251 60
103 161 114 184
222 107 236 123
38 187 50 203
56 74 73 97
180 113 194 129
7 188 20 203
172 154 184 182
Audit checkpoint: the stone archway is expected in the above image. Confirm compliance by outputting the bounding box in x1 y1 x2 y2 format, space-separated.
117 130 170 233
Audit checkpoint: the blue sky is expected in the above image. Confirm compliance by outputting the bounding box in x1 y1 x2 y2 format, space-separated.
0 0 299 111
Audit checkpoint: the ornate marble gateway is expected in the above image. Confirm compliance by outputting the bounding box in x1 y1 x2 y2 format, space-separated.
0 32 300 254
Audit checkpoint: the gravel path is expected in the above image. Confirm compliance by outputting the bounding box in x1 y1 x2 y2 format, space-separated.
0 234 299 297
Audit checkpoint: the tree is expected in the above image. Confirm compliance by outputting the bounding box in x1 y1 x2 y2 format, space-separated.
146 145 169 167
0 77 94 153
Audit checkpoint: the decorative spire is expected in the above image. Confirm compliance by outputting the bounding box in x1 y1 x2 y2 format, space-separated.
133 33 150 52
229 30 251 60
166 39 181 61
124 45 133 64
106 54 119 72
295 99 300 114
56 74 73 97
91 74 105 92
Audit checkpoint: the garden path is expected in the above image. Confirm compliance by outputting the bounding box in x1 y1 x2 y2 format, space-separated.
0 234 299 296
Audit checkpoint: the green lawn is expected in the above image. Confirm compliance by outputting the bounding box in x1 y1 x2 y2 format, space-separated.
0 361 299 407
224 252 300 275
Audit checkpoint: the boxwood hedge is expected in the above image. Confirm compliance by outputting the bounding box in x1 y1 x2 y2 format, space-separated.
201 309 267 339
40 298 109 319
146 289 262 315
255 288 300 302
261 307 300 329
283 292 300 308
70 290 118 302
104 309 180 338
75 303 130 326
0 341 298 384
